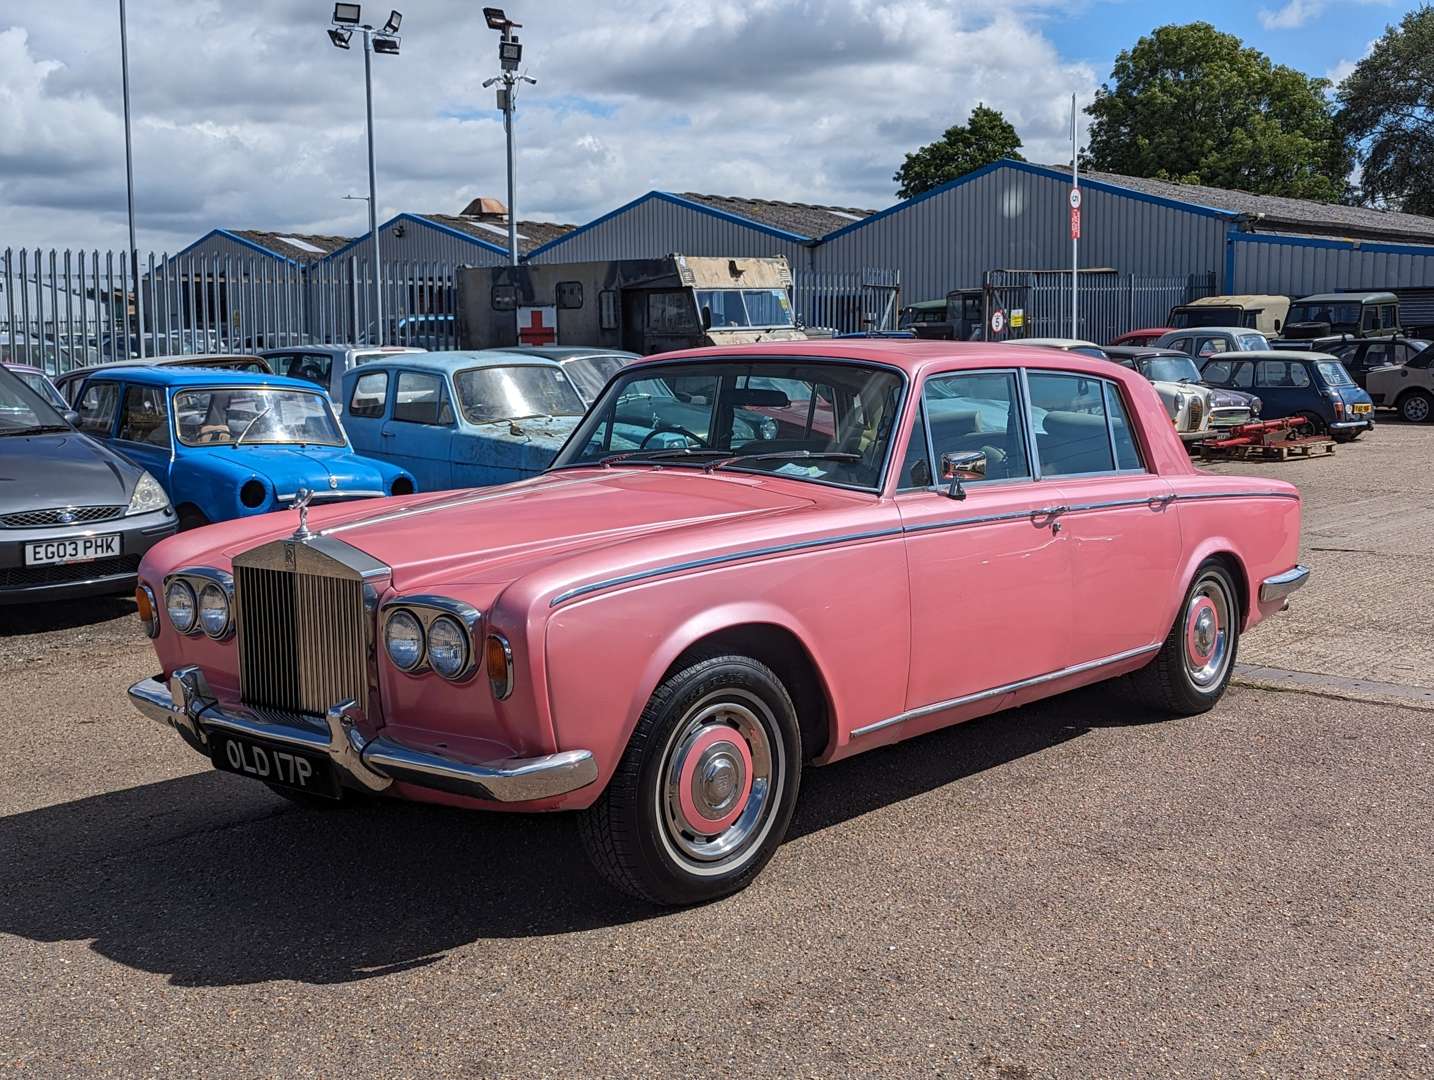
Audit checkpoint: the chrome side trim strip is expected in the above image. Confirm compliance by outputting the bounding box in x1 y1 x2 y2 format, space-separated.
550 526 905 607
850 642 1162 739
1173 490 1299 503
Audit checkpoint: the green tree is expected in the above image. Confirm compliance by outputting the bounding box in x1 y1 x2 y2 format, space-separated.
894 105 1024 199
1086 23 1351 202
1337 7 1434 214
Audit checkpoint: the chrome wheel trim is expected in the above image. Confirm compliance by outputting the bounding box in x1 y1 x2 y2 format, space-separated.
1404 395 1430 423
1183 574 1233 691
654 688 784 877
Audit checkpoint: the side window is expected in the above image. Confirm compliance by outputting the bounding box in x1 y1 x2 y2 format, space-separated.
1290 363 1312 388
76 382 120 436
922 371 1031 483
117 385 171 447
1202 360 1234 385
1027 372 1115 476
1197 337 1227 357
897 403 932 490
1231 362 1254 389
1169 337 1192 355
1362 306 1378 331
393 371 454 425
1256 360 1310 388
1382 304 1398 328
349 371 389 418
1104 384 1144 471
276 352 332 389
649 292 696 331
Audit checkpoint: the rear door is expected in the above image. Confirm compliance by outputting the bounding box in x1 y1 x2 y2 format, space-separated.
379 369 456 490
1025 370 1182 660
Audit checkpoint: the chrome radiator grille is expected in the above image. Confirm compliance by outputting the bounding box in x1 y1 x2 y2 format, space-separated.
235 563 369 716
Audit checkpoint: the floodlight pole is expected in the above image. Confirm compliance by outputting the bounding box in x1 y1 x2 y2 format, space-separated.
1070 92 1079 341
362 28 383 345
119 0 145 358
503 54 519 267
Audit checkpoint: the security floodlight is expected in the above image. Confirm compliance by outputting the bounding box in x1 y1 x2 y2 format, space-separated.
499 38 522 68
382 10 401 33
483 7 509 30
372 34 400 54
333 3 361 24
328 26 353 48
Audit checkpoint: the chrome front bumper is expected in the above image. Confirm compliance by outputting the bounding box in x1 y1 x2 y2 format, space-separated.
1260 565 1311 604
129 667 598 803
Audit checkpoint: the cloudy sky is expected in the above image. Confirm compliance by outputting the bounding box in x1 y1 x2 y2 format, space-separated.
0 0 1401 254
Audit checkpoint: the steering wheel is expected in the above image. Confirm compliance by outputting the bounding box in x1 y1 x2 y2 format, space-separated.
639 425 706 449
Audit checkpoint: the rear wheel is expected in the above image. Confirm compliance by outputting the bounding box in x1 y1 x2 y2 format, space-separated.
1129 560 1241 716
578 652 802 906
1294 411 1326 436
1399 390 1432 424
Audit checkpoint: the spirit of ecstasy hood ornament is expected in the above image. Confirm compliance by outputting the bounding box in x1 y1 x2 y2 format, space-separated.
292 488 315 541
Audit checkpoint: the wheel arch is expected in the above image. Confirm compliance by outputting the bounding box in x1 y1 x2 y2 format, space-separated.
1177 542 1251 628
660 622 835 761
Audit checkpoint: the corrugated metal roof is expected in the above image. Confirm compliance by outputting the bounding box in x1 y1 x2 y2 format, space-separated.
228 231 351 263
414 214 576 255
1072 169 1434 245
675 193 876 240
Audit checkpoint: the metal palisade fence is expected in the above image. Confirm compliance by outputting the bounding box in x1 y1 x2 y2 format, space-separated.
792 267 902 335
984 269 1218 344
1 248 461 374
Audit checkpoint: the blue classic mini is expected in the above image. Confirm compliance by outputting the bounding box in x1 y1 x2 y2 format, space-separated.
72 367 416 528
339 351 592 491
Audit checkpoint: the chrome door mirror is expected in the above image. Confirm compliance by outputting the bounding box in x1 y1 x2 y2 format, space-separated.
940 450 986 501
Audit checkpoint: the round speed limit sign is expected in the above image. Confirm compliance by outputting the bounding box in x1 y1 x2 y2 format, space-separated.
1069 187 1082 209
990 309 1006 334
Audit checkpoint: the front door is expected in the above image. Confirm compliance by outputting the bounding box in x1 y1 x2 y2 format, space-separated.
896 369 1073 713
379 369 456 490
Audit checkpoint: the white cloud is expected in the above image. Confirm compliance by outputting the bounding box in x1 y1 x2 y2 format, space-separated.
1258 0 1325 30
0 2 1097 253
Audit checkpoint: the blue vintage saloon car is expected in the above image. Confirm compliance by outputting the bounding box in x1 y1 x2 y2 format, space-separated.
72 367 416 528
1199 351 1374 442
340 351 592 491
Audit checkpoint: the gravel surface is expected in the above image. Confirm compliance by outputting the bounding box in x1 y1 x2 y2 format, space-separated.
2 421 1432 1079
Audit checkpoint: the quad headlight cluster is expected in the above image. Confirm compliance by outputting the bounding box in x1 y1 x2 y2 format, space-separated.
160 569 234 639
381 598 484 684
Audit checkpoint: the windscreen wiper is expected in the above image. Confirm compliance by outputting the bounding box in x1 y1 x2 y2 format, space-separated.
701 450 861 473
0 424 72 436
598 447 723 467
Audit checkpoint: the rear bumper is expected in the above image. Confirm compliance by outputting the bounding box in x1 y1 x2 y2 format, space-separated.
1260 565 1310 604
1329 418 1374 432
128 667 598 803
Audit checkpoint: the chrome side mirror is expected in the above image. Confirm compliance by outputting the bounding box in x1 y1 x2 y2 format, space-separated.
940 450 986 501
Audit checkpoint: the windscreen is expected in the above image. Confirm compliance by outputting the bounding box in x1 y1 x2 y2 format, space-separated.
173 387 344 446
453 365 586 423
695 289 796 330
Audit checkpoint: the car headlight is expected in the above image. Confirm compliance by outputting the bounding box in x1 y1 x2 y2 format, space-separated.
165 579 197 634
426 615 470 680
197 582 232 639
384 609 425 672
126 471 170 516
1251 396 1262 417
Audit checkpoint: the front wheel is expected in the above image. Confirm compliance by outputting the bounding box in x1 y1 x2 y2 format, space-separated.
578 652 802 906
1129 560 1241 716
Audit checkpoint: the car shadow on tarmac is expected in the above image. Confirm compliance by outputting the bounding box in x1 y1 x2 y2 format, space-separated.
0 685 1163 987
0 595 137 636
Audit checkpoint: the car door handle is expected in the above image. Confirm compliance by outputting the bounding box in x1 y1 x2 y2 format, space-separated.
1032 505 1070 531
381 430 396 437
1148 493 1176 510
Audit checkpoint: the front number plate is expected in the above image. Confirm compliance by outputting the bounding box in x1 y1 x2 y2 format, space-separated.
24 533 121 565
209 731 341 799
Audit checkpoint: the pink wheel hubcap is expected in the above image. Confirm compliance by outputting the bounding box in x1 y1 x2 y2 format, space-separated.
676 725 754 834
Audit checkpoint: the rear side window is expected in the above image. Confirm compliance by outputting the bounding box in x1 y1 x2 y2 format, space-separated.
1027 372 1116 476
1256 361 1311 389
1104 384 1144 471
117 385 171 447
393 371 454 425
76 381 120 436
349 371 389 418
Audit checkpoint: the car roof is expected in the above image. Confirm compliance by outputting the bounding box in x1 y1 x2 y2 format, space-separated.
1182 295 1287 307
1162 327 1260 337
260 344 424 357
1103 347 1191 359
1211 351 1337 362
623 339 1155 382
70 366 329 391
1013 338 1102 348
502 346 641 361
1 361 47 376
55 354 257 377
1295 292 1398 304
342 349 566 374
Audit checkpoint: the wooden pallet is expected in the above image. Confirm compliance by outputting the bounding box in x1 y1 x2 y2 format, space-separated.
1199 435 1337 462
